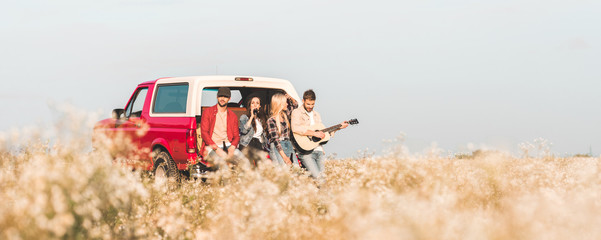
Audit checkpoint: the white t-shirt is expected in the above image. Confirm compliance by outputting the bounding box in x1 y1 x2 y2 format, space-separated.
212 111 229 146
252 119 264 142
309 111 324 152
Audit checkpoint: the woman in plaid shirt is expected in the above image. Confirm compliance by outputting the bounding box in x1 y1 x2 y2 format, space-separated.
266 93 298 166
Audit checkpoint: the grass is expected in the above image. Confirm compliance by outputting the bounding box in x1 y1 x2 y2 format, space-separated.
1 111 600 239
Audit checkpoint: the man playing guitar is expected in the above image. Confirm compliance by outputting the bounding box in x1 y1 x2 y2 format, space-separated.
291 89 349 182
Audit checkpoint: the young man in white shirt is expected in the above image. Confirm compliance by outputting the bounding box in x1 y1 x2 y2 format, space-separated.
291 89 348 181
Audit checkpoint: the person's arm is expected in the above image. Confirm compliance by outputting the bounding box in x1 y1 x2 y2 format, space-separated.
285 94 298 116
307 130 325 138
330 121 349 137
230 111 240 147
291 109 324 138
239 115 252 135
322 108 348 137
200 109 217 150
287 94 298 108
245 114 254 128
266 118 284 153
281 120 293 165
280 150 291 165
337 121 349 130
290 109 308 135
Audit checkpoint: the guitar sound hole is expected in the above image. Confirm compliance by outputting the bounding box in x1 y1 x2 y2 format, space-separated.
311 136 322 142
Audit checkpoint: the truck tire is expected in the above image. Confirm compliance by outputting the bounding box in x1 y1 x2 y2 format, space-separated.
153 149 181 184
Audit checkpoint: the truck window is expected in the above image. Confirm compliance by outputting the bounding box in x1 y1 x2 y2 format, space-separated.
201 88 243 107
153 84 189 113
199 87 289 118
125 88 148 118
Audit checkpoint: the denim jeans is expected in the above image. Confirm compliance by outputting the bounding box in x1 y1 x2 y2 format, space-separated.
298 150 325 179
269 140 298 167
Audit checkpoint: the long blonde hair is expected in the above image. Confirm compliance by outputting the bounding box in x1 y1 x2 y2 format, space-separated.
270 93 288 134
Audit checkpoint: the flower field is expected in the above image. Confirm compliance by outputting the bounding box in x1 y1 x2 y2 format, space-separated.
1 111 600 239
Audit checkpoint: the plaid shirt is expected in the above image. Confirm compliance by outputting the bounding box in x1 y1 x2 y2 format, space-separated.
266 97 298 152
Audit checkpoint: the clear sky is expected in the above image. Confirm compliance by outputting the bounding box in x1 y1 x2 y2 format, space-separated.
1 0 600 157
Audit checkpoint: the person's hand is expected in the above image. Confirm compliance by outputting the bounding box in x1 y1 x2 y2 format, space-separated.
283 155 292 165
227 146 236 158
250 108 256 119
215 148 228 159
280 150 292 165
285 94 297 104
313 131 326 139
340 121 349 129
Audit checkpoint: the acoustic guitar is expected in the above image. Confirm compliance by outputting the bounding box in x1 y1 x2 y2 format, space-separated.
292 118 359 153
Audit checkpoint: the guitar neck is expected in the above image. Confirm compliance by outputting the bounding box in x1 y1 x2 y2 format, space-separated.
321 124 342 133
318 119 357 133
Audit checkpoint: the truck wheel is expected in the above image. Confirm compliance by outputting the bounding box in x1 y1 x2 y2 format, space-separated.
153 150 181 184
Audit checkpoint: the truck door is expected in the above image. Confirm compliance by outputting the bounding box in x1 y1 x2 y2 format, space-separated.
118 87 149 159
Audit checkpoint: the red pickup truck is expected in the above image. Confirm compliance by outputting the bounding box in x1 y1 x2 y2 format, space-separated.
94 76 300 181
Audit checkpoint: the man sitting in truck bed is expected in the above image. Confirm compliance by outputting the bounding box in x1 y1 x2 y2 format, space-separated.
200 87 248 167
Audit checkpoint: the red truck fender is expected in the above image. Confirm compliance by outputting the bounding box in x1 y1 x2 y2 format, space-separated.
151 138 173 162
